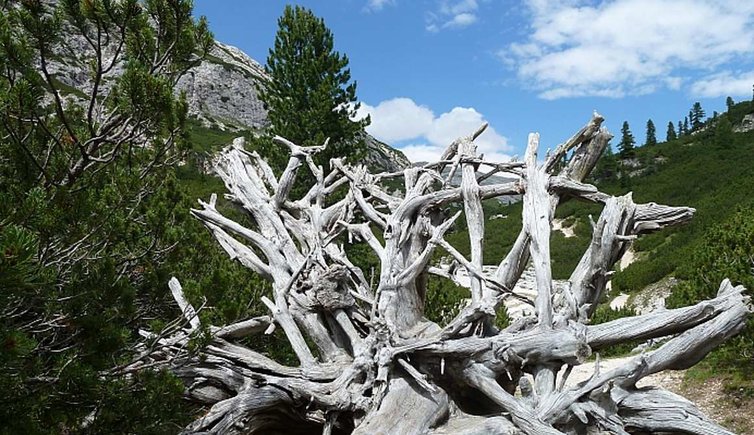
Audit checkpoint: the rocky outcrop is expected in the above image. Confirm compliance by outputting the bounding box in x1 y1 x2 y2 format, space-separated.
175 42 269 130
734 113 754 133
362 133 411 172
176 46 409 171
43 17 268 130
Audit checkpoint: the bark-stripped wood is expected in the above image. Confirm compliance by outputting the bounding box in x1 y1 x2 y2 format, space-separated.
130 113 752 434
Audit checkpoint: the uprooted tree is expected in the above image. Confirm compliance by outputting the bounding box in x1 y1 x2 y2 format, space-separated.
133 113 751 434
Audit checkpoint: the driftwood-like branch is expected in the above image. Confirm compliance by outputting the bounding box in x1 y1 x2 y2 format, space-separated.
132 114 751 434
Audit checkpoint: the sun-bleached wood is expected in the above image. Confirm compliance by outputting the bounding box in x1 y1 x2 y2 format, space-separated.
131 113 751 434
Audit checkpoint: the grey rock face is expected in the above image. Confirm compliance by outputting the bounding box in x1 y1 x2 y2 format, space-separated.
45 28 268 130
734 113 754 133
175 42 269 130
362 133 411 172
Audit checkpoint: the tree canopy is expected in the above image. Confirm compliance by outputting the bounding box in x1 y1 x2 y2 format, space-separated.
690 102 705 131
0 1 220 431
715 117 734 149
258 5 369 171
618 121 636 158
666 121 677 142
645 119 657 146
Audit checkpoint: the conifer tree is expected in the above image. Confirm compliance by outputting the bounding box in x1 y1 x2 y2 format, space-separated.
683 116 689 135
645 119 657 146
259 5 369 172
666 121 677 142
618 121 636 158
726 96 735 112
0 1 214 431
690 102 705 131
678 120 683 137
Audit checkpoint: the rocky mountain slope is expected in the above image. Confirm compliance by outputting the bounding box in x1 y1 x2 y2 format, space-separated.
360 133 413 172
47 26 411 172
175 42 411 172
176 42 269 130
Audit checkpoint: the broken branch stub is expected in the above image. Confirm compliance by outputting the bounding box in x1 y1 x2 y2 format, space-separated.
136 113 750 435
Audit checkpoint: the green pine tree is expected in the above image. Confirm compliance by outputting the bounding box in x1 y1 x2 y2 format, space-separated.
690 102 705 131
618 121 636 158
645 119 657 146
666 121 677 142
258 5 369 175
0 1 223 432
726 96 734 112
666 206 754 375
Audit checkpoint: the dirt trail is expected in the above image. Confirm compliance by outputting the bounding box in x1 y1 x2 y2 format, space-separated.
552 218 576 238
565 355 683 388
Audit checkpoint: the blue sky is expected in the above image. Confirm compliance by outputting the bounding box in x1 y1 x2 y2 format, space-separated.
194 0 754 162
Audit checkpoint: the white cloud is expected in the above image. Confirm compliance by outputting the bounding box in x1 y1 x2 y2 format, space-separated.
399 143 447 163
357 98 512 163
443 13 477 29
426 0 479 32
505 0 754 99
364 0 394 12
690 71 754 98
355 98 434 143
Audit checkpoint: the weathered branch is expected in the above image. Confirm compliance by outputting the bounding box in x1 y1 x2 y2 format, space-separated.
588 280 748 349
133 113 749 434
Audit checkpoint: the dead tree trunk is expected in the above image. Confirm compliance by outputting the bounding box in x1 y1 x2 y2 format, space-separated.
134 114 750 434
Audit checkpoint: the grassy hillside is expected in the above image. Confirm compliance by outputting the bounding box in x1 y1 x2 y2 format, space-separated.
465 101 754 299
598 105 754 295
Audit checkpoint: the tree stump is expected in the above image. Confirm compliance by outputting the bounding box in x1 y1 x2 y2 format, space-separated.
135 113 750 434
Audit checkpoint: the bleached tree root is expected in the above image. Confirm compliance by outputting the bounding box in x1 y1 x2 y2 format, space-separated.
132 114 751 434
618 388 734 435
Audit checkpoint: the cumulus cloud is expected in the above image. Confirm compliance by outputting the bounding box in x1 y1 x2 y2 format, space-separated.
355 98 434 143
355 98 512 163
690 71 754 98
504 0 754 99
426 0 479 32
398 144 449 164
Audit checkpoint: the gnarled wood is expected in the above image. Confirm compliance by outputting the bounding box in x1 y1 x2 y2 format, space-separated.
130 113 751 434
